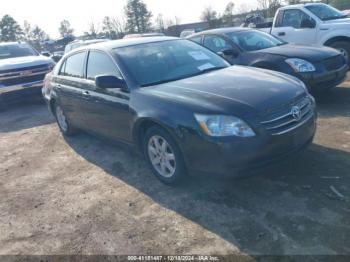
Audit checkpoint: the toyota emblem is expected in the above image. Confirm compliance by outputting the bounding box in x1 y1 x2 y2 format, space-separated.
291 106 302 121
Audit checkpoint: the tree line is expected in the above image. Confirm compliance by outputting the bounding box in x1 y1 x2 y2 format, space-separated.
0 0 259 45
0 0 348 47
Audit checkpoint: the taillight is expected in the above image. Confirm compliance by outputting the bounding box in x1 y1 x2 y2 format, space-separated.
43 74 50 89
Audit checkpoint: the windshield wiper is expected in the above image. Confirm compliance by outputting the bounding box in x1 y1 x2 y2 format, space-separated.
140 67 227 87
187 66 227 78
198 66 227 74
140 76 187 87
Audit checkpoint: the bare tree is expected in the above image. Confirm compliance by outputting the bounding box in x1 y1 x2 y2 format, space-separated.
237 4 254 14
111 17 127 38
257 0 282 17
200 7 218 22
23 21 33 42
222 2 235 26
101 16 126 39
84 21 100 39
200 7 218 28
58 19 74 38
155 14 165 33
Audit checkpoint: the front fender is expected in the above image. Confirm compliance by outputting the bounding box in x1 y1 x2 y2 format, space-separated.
321 30 350 45
130 99 197 150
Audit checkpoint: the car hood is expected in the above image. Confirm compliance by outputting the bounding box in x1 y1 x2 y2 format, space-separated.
143 66 306 116
323 17 350 25
0 56 53 71
258 44 340 62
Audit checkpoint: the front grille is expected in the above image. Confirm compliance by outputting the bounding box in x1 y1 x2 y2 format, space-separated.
0 73 46 86
323 55 344 71
0 64 50 75
0 64 51 80
260 96 314 136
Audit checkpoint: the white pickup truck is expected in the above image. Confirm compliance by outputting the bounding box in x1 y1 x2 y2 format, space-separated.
258 3 350 64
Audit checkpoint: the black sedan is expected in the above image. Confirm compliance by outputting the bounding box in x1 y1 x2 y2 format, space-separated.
188 28 348 92
43 37 316 185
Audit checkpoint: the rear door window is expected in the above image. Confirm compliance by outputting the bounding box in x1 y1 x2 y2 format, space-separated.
60 52 86 78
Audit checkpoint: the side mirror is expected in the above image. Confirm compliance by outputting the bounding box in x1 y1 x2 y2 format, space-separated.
95 75 127 90
218 49 239 58
41 52 51 57
301 19 315 28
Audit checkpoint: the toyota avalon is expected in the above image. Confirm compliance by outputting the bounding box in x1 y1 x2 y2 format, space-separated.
42 37 317 185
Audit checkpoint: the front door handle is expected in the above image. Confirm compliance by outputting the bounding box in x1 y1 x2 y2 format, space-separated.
56 84 62 89
278 32 286 36
82 91 90 96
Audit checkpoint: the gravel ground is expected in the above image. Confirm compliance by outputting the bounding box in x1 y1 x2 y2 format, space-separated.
0 75 349 256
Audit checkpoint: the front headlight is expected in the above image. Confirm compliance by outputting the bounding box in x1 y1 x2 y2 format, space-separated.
285 58 315 73
194 114 256 137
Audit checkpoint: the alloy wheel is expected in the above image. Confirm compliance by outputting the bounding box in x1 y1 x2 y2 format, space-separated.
147 135 176 178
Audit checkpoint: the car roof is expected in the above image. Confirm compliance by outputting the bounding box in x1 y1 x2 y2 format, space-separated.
189 27 251 37
74 36 179 52
0 42 30 46
280 3 325 10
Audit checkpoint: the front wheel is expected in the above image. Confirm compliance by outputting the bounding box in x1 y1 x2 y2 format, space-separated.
143 126 186 185
328 41 350 65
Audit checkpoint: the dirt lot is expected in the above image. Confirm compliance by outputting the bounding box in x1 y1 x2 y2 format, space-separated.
0 75 350 257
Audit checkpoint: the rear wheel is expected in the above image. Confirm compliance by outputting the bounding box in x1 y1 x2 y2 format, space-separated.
328 41 350 65
53 102 76 136
143 126 186 185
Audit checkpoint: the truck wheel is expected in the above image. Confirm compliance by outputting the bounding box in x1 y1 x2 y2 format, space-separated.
143 126 187 186
53 102 76 136
329 41 350 65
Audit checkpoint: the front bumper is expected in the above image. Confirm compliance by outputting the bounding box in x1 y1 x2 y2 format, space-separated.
178 112 316 176
0 80 44 108
298 64 348 92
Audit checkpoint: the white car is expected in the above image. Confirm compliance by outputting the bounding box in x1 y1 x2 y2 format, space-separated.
258 3 350 63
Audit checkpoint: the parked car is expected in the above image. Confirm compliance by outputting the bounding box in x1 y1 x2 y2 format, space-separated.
51 51 64 62
188 28 348 92
43 37 316 185
180 29 197 38
41 51 52 57
123 33 165 39
252 3 350 64
64 39 109 54
0 42 55 108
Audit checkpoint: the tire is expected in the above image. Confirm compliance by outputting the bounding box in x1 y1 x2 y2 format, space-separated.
53 102 76 136
143 126 187 185
328 41 350 65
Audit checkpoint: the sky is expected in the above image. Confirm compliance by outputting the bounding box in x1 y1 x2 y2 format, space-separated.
0 0 258 39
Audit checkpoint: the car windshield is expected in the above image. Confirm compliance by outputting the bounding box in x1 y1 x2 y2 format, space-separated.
114 39 229 87
0 44 38 60
305 4 346 21
226 30 285 52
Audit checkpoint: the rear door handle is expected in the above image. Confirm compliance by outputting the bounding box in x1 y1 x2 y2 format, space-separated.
82 90 90 96
56 84 62 89
278 32 286 36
